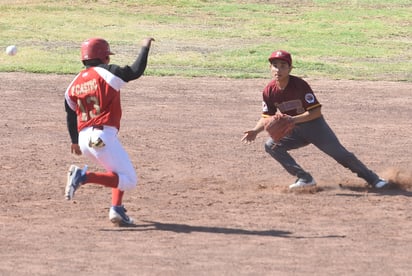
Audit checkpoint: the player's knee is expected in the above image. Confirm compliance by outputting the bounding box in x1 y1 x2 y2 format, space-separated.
264 139 275 153
118 172 138 191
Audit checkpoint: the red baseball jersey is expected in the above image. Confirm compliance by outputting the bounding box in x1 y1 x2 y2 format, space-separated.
262 75 321 117
65 66 126 131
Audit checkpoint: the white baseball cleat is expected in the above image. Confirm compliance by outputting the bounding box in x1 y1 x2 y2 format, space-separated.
289 178 316 189
374 179 389 189
109 206 134 226
65 165 87 200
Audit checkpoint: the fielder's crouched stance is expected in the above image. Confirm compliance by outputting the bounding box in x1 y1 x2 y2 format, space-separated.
64 37 154 225
242 50 389 190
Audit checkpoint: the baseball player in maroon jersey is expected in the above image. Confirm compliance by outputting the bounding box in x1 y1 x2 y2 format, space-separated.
242 50 389 189
64 37 154 225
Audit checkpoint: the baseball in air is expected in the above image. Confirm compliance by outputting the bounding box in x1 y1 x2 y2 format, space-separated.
6 45 18 56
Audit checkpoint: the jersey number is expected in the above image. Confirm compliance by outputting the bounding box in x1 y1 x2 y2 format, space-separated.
78 96 101 122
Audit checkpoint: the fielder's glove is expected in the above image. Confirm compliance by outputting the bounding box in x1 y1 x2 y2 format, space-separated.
263 114 295 142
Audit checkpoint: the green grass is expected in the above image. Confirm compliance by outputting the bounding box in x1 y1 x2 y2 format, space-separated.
0 0 411 81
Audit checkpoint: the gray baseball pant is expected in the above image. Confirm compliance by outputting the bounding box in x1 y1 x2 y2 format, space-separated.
264 116 379 185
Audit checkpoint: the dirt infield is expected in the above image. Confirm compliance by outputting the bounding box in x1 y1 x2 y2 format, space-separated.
1 72 411 275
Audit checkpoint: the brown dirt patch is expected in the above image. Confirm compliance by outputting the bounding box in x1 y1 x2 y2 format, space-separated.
1 72 411 275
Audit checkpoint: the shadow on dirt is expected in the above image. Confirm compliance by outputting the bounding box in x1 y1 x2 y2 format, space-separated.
142 221 292 237
100 221 346 239
100 221 292 237
336 182 412 197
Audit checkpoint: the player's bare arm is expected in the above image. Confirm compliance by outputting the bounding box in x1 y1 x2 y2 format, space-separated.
242 117 265 143
292 106 322 124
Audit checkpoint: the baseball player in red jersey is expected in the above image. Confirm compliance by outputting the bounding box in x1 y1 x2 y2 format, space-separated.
242 50 389 189
64 37 154 225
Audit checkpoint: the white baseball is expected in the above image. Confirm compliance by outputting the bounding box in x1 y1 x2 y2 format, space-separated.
6 45 18 56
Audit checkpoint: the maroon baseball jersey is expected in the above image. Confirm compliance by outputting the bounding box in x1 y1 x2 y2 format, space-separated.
262 75 321 117
65 66 125 131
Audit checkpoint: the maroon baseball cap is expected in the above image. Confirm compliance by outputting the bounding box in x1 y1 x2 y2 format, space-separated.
268 50 292 66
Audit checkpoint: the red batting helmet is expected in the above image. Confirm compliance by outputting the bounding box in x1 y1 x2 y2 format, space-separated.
268 50 292 66
81 38 114 61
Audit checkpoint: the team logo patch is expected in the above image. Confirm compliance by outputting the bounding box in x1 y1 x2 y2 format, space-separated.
305 93 315 104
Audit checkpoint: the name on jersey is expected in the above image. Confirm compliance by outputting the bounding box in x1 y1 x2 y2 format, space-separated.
70 78 98 96
275 99 305 114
